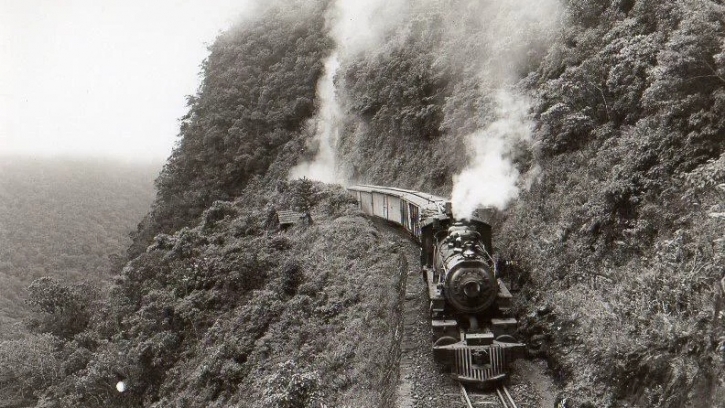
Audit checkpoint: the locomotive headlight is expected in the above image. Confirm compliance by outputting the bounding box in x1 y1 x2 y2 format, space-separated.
463 281 481 298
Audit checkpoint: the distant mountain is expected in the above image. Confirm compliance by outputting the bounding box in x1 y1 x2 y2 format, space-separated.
0 156 158 335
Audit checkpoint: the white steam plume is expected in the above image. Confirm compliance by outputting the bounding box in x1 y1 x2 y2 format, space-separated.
289 54 342 183
328 0 408 58
289 0 408 183
449 0 562 219
451 90 532 218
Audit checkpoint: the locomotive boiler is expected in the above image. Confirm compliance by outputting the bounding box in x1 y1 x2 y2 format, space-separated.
430 222 498 315
348 185 524 385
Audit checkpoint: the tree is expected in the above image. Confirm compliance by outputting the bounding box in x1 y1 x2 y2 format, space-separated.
0 334 63 403
26 277 94 340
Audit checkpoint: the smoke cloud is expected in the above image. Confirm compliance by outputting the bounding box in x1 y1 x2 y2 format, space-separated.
288 54 342 183
289 0 408 183
449 0 562 219
290 0 561 192
451 90 532 218
328 0 408 58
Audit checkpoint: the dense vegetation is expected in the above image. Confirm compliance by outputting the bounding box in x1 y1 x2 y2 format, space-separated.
129 1 332 258
0 157 157 338
5 0 724 406
334 1 725 405
2 3 403 407
334 0 724 405
1 182 406 407
501 2 725 406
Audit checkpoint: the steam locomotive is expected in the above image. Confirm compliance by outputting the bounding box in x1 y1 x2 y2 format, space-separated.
348 185 524 385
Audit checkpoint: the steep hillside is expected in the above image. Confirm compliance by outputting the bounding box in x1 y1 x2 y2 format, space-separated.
0 157 157 337
498 2 725 406
132 0 724 406
4 182 410 408
8 0 723 407
333 1 725 406
129 1 331 257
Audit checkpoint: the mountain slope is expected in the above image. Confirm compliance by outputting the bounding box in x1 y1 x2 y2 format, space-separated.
6 0 724 407
129 1 331 257
21 182 408 407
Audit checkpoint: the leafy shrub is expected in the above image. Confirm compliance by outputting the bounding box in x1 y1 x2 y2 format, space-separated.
0 334 63 402
259 360 323 408
26 278 95 340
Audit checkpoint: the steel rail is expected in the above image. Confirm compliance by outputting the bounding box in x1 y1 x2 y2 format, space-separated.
501 385 518 408
461 383 518 408
459 382 474 408
495 387 508 407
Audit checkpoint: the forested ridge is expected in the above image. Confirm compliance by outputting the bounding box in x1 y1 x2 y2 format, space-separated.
3 0 724 407
128 1 331 258
0 157 157 339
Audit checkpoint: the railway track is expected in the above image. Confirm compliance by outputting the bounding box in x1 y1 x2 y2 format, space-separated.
460 382 519 408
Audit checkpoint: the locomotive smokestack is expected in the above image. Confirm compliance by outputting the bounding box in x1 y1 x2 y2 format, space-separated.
445 201 453 217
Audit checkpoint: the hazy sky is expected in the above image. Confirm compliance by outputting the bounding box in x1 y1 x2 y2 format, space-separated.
1 0 256 163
